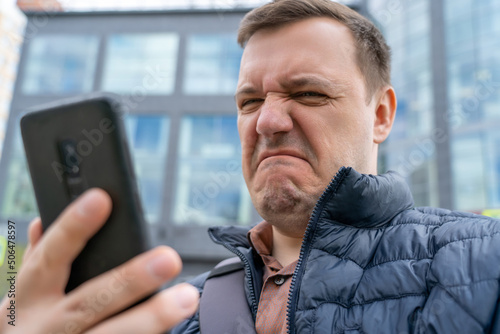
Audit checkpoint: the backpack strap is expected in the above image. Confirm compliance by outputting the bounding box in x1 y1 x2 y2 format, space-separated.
199 257 256 334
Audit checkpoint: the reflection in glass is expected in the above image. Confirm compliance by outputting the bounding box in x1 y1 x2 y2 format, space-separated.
173 115 251 226
183 34 243 95
1 126 37 218
102 34 179 95
22 35 99 94
445 1 500 211
452 135 486 211
124 115 169 224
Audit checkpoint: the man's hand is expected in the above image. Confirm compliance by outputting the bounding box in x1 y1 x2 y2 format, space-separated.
0 188 198 334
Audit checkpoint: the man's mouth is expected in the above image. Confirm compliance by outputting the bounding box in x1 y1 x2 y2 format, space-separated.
257 149 308 168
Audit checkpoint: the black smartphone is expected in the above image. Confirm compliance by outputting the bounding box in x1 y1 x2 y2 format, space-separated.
20 94 150 293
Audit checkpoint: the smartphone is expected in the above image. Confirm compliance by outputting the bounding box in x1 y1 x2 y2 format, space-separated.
20 94 150 292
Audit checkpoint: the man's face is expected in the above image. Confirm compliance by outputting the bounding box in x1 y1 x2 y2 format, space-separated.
236 18 381 236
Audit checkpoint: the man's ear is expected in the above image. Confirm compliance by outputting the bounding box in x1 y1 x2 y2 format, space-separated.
373 86 397 144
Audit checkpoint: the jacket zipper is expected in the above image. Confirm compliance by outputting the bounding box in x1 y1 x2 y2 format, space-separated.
286 166 350 334
208 229 259 318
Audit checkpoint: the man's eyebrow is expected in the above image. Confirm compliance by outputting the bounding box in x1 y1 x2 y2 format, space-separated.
234 76 337 99
234 87 259 100
283 76 337 91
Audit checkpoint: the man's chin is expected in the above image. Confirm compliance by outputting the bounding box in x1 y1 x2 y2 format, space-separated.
256 187 314 237
255 180 313 216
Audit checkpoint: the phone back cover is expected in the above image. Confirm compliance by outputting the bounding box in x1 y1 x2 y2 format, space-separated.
20 96 149 292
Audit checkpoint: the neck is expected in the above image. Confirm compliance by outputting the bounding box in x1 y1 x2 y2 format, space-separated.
271 225 304 267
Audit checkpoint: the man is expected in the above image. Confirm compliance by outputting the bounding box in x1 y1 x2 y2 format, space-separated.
1 0 499 333
173 0 500 332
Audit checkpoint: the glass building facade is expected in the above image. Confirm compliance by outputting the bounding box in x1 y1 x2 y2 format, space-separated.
22 35 99 94
0 4 26 158
371 0 500 214
102 33 179 95
444 0 500 212
373 0 438 208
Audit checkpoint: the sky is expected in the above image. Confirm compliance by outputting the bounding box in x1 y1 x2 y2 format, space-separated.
59 0 270 11
5 0 271 11
6 0 358 11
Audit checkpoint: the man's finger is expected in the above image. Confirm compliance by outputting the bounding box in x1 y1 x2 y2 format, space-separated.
63 246 183 328
33 188 112 272
16 189 112 297
85 283 199 334
28 217 43 246
40 188 112 270
23 218 43 262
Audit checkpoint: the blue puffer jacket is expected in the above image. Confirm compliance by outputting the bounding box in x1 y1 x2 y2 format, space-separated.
172 167 500 333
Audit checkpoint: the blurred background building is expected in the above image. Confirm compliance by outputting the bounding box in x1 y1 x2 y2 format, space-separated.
0 2 26 158
372 0 500 215
0 0 499 286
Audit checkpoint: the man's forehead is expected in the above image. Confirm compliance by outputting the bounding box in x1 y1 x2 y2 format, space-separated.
242 17 354 50
238 17 357 72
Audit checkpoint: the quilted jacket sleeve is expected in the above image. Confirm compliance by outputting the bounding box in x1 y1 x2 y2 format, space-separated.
412 212 500 333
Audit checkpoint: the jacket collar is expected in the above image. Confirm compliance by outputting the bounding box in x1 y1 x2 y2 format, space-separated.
209 167 414 248
318 167 414 228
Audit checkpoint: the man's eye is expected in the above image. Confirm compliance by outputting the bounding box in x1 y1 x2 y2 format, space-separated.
291 91 330 106
297 92 325 97
241 98 263 107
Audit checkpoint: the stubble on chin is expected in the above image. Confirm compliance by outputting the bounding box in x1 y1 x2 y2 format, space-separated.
256 178 318 237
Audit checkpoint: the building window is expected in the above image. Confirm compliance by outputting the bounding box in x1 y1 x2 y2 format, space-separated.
183 34 242 95
124 114 170 224
22 35 99 94
102 34 179 95
1 127 37 219
173 115 251 226
452 134 487 211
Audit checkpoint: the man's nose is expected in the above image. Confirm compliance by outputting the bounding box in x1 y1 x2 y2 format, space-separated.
255 96 293 137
